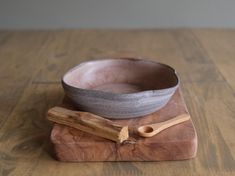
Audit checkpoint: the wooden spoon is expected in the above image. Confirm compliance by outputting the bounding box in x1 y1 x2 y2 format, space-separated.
137 114 190 137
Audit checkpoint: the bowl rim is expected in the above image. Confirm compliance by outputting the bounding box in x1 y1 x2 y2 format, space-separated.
61 58 180 99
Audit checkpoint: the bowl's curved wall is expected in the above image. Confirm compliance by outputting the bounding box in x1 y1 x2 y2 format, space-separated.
62 58 179 119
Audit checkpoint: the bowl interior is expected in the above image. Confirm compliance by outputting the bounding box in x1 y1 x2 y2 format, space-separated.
63 59 178 94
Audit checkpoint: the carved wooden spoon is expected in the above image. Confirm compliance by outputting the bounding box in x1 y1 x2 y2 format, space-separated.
137 114 190 137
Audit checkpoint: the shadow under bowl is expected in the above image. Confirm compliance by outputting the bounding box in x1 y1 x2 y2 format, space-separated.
62 58 179 119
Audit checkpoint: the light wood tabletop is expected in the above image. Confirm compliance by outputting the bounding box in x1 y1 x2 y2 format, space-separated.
0 29 234 176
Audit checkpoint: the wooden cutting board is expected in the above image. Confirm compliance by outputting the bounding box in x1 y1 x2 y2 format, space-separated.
50 88 197 161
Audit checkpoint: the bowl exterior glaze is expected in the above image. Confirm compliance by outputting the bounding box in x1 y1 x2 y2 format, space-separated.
62 84 178 119
62 59 179 119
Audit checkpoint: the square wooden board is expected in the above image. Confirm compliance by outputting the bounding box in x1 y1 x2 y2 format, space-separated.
50 88 197 161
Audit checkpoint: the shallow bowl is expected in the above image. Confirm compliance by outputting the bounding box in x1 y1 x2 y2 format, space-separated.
62 58 179 119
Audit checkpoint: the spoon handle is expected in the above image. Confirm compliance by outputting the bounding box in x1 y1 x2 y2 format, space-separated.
138 114 190 137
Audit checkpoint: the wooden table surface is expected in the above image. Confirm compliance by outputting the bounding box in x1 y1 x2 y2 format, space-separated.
0 29 234 176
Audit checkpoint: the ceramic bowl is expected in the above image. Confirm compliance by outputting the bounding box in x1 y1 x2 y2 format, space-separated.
62 58 179 119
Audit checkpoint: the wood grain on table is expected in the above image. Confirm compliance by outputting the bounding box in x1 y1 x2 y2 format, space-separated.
0 29 234 176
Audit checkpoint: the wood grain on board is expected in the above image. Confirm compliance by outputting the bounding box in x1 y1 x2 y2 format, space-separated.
51 89 197 161
0 29 234 175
